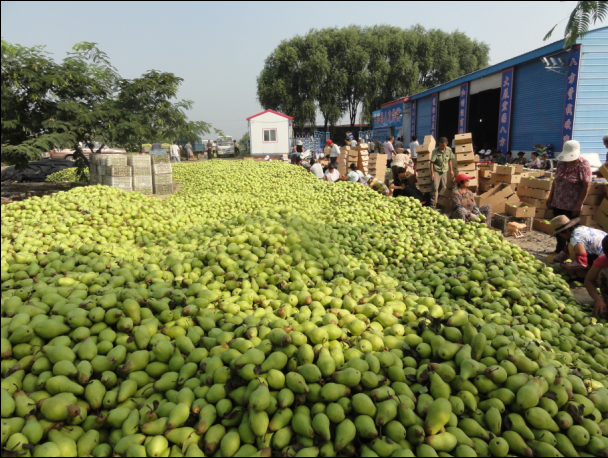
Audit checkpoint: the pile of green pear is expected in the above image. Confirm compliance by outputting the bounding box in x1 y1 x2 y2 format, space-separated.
1 160 608 457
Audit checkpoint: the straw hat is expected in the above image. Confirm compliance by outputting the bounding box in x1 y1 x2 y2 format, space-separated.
296 140 303 146
550 215 580 236
557 140 581 162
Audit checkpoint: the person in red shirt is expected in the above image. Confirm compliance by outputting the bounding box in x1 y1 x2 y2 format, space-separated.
584 235 608 317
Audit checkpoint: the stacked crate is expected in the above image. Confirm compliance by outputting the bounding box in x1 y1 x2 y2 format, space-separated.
338 146 350 176
368 153 387 184
152 154 173 195
129 155 153 195
597 190 608 231
356 144 370 177
416 135 436 195
453 133 477 192
517 176 554 226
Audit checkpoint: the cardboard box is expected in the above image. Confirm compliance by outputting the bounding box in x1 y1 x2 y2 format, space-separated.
581 205 599 216
595 211 608 232
456 152 475 163
520 196 550 209
418 176 433 186
419 184 433 193
579 215 596 226
599 198 608 216
479 182 494 192
518 187 550 200
417 168 432 178
495 164 524 175
520 177 553 190
476 184 519 214
506 202 536 218
454 143 473 154
417 161 430 170
480 163 497 172
534 208 554 219
456 162 476 173
481 170 492 178
495 174 522 185
418 136 436 154
454 133 472 145
588 182 607 195
583 194 603 206
600 164 608 181
533 219 553 234
418 151 431 162
467 177 479 187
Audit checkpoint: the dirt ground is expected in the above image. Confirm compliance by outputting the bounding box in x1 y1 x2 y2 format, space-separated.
507 230 594 306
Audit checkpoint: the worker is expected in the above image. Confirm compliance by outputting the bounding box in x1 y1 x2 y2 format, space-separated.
326 139 340 168
325 163 347 182
584 235 608 317
170 141 181 163
365 174 390 196
552 215 607 278
347 163 365 183
451 173 492 224
390 167 409 197
429 136 454 207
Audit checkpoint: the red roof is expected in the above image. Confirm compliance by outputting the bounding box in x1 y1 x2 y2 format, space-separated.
381 97 410 108
246 109 294 121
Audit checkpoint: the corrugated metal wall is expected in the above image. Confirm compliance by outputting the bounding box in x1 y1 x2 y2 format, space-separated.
416 96 432 139
402 102 412 142
572 27 608 159
439 86 460 101
510 53 568 151
470 73 502 94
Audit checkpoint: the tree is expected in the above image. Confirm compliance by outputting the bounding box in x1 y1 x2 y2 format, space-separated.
1 40 213 170
256 26 490 132
545 1 607 47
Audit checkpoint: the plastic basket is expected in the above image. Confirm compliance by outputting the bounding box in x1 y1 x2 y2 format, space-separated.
101 155 128 167
154 184 173 195
132 166 152 176
134 184 153 195
106 165 132 177
154 163 172 174
103 176 132 188
152 174 173 185
133 176 153 187
151 154 170 164
128 155 151 166
492 212 534 234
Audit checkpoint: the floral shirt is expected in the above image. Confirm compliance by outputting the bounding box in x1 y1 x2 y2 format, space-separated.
452 187 476 212
552 157 592 211
369 179 389 195
571 226 607 256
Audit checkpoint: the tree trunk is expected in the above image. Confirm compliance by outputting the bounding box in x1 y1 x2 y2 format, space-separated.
74 144 91 168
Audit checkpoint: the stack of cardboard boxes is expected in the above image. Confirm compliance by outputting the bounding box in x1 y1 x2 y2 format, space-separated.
368 153 387 184
452 133 477 192
475 184 520 215
517 177 554 227
356 144 370 177
415 136 436 195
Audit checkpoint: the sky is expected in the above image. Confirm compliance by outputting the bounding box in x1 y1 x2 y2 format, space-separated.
0 1 595 140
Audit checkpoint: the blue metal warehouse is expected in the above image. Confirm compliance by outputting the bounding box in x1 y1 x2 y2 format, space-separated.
372 26 607 159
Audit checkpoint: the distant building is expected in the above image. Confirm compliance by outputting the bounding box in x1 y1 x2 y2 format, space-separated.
373 26 608 159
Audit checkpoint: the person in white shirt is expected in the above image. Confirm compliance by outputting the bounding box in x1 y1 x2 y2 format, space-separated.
347 163 364 182
409 136 419 161
170 141 181 163
350 138 358 148
310 160 324 179
324 164 344 182
326 139 341 168
383 136 395 167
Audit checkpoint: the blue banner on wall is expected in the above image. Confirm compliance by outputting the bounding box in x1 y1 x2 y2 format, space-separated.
458 83 468 134
410 100 417 139
561 45 581 146
372 103 403 129
497 68 514 154
430 94 438 139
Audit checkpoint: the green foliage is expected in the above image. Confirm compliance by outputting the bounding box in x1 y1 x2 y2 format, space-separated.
257 25 490 128
45 167 90 183
545 1 607 47
1 40 213 170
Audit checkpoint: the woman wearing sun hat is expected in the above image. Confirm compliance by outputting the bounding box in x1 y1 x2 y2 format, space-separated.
451 173 492 224
551 215 607 277
547 140 593 254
